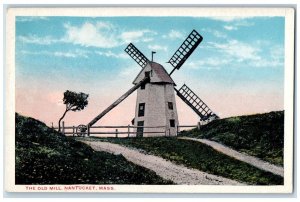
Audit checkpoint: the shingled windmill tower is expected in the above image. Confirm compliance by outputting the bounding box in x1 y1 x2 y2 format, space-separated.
132 61 178 137
84 30 219 137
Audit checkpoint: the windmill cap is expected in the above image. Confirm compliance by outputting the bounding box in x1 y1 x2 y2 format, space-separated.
133 61 176 85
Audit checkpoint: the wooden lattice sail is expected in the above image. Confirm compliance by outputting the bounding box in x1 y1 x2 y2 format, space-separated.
175 84 218 121
168 30 203 75
125 43 150 68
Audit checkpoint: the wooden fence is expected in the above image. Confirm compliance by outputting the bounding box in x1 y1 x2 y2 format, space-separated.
52 121 200 137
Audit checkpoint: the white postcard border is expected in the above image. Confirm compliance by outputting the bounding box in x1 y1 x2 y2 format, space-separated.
5 7 295 193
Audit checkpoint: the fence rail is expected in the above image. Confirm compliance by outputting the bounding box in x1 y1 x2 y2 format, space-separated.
52 121 199 137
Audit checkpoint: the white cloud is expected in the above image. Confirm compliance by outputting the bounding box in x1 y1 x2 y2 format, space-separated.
95 50 128 59
210 30 226 38
235 20 255 27
186 57 231 70
95 21 114 30
223 26 238 31
205 40 284 68
251 58 283 68
121 31 145 42
252 45 284 67
223 20 255 31
53 49 89 58
143 38 154 42
270 45 284 60
208 40 261 62
120 30 156 44
63 22 119 48
201 28 227 38
18 35 61 45
19 21 157 48
148 44 168 52
163 30 184 39
169 30 183 39
53 52 78 58
207 16 253 22
20 49 89 58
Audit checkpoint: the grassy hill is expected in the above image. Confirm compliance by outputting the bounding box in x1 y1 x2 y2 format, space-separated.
15 113 172 185
179 111 284 165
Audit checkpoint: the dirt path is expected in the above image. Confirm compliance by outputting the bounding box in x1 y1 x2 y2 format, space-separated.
179 137 284 177
81 140 244 185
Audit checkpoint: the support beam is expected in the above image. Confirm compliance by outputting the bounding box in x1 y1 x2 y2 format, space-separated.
87 76 150 127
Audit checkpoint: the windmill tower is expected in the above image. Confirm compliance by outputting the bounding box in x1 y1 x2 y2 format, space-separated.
85 30 219 137
131 61 178 137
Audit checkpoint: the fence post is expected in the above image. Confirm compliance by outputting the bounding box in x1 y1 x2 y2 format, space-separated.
87 125 90 137
165 126 167 136
127 125 130 138
197 122 201 130
72 126 75 137
115 129 118 138
62 121 65 135
51 122 53 129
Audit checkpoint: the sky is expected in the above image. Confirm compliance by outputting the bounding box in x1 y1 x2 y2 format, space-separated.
15 16 285 127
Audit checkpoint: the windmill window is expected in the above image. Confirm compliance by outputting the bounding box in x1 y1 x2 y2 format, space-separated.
170 119 175 127
168 102 173 110
141 83 145 90
145 71 150 78
138 103 145 117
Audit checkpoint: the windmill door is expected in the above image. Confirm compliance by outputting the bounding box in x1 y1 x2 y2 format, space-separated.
137 121 144 137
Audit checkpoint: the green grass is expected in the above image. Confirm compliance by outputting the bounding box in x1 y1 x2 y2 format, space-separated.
15 113 173 185
179 111 284 166
87 137 283 185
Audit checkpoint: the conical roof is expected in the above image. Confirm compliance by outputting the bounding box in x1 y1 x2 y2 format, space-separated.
133 62 175 85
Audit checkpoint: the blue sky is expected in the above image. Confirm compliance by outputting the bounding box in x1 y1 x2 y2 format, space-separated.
15 16 285 126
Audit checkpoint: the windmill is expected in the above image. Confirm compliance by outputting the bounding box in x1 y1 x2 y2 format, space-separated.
78 30 219 137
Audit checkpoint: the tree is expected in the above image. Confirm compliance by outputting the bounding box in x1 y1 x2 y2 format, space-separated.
58 90 89 132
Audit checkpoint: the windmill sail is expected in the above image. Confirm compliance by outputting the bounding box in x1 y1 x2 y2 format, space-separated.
125 43 150 68
168 30 203 75
175 84 218 121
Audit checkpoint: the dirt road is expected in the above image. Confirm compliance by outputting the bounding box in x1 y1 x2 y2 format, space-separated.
179 137 284 177
81 140 244 185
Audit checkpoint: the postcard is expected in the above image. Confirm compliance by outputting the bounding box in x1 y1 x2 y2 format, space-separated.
5 7 295 193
